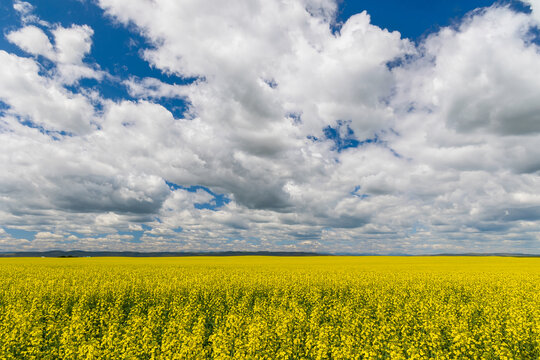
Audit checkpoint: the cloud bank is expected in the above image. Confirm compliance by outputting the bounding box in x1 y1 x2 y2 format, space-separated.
1 0 540 253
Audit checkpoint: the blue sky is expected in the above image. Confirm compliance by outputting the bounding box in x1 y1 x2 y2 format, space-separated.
1 0 540 254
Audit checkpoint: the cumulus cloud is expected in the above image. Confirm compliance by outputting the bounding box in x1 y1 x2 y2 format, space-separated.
12 0 47 25
1 0 540 253
13 0 33 15
0 51 97 133
124 77 190 99
7 21 102 84
6 25 54 58
52 24 102 84
396 7 540 136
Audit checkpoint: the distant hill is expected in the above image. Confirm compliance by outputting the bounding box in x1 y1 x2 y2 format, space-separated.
425 252 540 257
339 252 540 257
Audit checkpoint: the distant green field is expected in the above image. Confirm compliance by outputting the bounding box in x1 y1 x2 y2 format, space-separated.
1 256 539 359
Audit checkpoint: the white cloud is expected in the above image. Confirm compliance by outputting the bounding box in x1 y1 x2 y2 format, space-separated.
13 0 33 15
34 231 64 241
52 25 93 64
396 7 540 136
6 25 55 58
0 51 97 134
52 24 103 84
7 22 102 85
124 77 190 99
12 0 47 26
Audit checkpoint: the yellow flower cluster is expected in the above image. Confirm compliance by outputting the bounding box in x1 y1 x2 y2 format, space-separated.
0 256 539 359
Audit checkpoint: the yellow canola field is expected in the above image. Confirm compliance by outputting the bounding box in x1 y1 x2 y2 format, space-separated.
1 256 539 360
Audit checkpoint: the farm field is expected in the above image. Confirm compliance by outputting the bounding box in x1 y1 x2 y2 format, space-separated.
0 256 539 359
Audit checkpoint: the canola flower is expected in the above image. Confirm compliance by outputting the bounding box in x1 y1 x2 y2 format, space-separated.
0 256 539 359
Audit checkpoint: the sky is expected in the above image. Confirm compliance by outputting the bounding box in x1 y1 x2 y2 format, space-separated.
1 0 540 254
